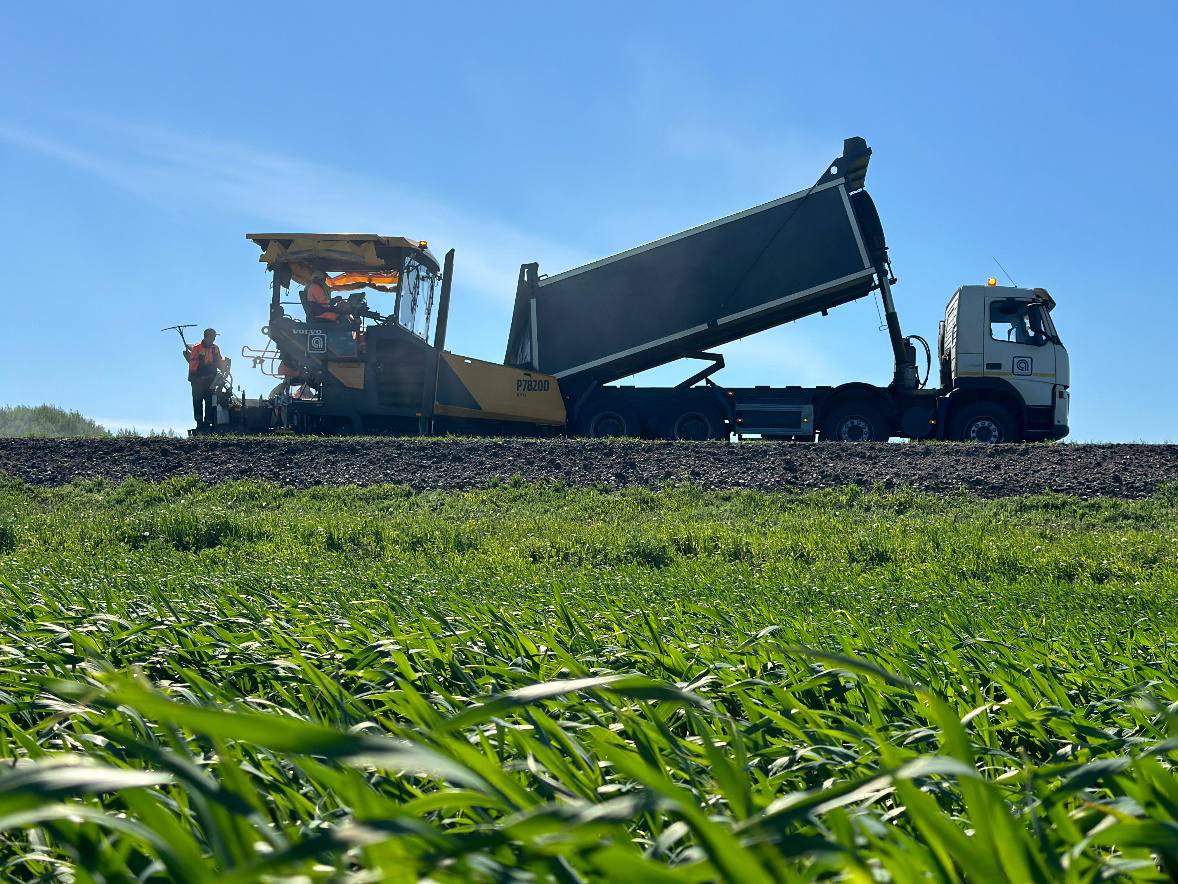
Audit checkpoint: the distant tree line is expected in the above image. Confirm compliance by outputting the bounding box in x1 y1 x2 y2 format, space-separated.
0 405 110 438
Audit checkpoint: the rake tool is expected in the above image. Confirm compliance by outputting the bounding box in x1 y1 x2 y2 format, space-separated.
161 324 197 349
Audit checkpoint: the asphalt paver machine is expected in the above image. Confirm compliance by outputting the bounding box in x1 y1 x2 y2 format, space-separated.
235 234 565 434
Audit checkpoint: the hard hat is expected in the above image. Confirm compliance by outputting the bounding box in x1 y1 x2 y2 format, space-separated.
204 327 217 337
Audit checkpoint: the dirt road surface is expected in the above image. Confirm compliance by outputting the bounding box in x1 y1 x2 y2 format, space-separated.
2 439 1175 498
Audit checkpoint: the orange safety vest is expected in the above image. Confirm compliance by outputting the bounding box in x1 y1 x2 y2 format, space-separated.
188 342 222 378
306 282 339 320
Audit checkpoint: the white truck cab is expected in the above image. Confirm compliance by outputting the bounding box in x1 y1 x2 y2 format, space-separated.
939 284 1069 441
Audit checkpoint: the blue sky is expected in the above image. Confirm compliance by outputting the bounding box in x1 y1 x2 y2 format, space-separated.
1 2 1174 439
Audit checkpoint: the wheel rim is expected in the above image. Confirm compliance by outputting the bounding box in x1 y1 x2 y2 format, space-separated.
674 413 710 441
838 416 873 442
591 412 627 437
966 417 1003 443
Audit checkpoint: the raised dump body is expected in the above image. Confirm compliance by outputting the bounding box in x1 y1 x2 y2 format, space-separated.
505 137 888 394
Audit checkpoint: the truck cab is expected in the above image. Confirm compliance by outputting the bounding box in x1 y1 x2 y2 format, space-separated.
939 284 1070 441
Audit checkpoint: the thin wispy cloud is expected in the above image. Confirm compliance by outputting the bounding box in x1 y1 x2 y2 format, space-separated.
660 117 833 195
0 116 591 301
625 49 835 198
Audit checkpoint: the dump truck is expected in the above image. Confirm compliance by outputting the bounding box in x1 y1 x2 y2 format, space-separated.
218 137 1068 441
504 136 1071 442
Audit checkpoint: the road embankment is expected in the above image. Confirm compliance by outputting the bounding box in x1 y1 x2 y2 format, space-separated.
2 438 1175 498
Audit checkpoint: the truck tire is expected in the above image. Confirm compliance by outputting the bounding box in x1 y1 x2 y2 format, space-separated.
950 401 1016 443
671 410 719 441
585 409 632 438
820 400 889 442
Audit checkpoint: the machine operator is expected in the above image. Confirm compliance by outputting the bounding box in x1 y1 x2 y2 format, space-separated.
184 327 227 429
304 271 359 327
306 271 357 323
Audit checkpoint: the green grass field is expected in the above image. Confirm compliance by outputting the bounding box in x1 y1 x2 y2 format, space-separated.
0 475 1175 881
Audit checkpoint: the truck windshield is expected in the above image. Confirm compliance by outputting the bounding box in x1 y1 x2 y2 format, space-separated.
398 257 439 340
990 300 1053 346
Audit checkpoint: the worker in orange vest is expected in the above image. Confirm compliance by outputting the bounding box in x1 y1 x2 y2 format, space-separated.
304 271 341 322
184 327 227 428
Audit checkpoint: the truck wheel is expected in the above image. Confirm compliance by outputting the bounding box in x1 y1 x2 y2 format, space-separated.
950 402 1016 443
671 410 717 441
821 400 889 442
586 409 631 438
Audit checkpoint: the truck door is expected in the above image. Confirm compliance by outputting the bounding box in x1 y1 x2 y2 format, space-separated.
983 296 1056 410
